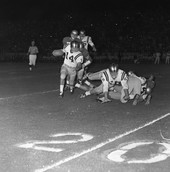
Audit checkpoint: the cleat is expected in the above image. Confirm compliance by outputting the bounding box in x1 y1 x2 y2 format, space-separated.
29 67 32 71
77 79 82 85
96 97 104 102
80 93 86 99
64 85 69 91
59 92 64 98
70 89 74 94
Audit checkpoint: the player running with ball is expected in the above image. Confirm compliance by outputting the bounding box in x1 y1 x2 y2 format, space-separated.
52 40 83 97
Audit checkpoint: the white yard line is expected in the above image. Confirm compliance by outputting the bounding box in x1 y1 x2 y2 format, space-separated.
35 112 170 172
0 89 59 100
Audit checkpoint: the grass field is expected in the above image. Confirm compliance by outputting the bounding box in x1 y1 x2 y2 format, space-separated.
0 61 170 172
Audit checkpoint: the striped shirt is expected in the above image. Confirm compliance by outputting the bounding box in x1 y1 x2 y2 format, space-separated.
101 69 128 92
63 45 83 68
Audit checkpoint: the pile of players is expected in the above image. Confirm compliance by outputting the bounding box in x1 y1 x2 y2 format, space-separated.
52 30 155 105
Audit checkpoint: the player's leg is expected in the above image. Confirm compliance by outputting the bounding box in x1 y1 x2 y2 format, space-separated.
31 55 37 69
88 69 105 80
75 83 91 91
59 65 67 97
83 80 95 88
69 69 77 94
29 55 33 71
80 84 103 98
81 70 104 89
77 68 84 84
65 75 70 90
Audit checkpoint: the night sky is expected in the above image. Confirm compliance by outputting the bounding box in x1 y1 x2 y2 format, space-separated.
1 0 170 54
0 0 170 21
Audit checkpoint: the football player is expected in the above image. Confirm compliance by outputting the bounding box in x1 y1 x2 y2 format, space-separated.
78 30 97 52
80 63 130 103
136 74 155 105
27 40 39 71
75 42 93 86
57 40 84 97
62 30 82 48
165 50 170 64
154 51 161 64
62 30 83 88
98 72 155 105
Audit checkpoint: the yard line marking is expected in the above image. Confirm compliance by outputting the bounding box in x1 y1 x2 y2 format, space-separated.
0 89 59 100
35 112 170 172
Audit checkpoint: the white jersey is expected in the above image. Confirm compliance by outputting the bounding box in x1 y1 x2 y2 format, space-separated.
78 35 95 50
63 45 83 68
101 69 128 92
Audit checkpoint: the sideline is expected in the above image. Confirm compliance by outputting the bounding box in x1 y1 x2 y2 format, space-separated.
35 112 170 172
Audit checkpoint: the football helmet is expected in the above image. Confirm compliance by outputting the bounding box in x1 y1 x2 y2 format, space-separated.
71 30 78 39
79 42 84 49
128 71 134 76
71 40 79 48
70 40 79 52
109 63 119 72
80 30 86 36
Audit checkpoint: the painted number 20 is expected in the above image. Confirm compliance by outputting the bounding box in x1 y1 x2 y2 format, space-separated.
16 132 94 153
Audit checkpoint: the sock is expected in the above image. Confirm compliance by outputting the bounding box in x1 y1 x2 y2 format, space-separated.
60 85 64 93
75 83 81 88
84 80 91 86
85 91 91 96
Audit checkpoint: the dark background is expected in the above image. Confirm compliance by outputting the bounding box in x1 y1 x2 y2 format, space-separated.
1 0 170 57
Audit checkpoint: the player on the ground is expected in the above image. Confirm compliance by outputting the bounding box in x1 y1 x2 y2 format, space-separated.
80 63 130 103
27 40 39 71
78 30 97 52
53 40 83 97
97 72 155 105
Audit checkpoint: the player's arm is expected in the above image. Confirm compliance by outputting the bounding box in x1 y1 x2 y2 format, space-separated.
82 55 92 68
36 47 39 54
27 47 31 56
101 74 110 100
62 37 71 48
120 72 130 100
75 53 83 71
88 36 96 51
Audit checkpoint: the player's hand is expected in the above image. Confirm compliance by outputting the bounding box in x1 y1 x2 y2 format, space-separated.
97 97 111 103
80 93 86 99
123 95 130 101
132 99 138 106
145 100 150 105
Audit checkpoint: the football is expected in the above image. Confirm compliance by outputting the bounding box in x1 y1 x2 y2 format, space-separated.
52 49 64 56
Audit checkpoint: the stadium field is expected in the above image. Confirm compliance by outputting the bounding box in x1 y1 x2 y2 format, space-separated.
0 61 170 172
